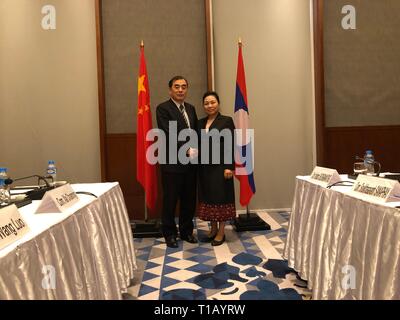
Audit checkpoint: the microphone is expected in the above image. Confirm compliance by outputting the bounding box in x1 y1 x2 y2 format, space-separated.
8 174 52 188
9 175 55 201
327 180 355 189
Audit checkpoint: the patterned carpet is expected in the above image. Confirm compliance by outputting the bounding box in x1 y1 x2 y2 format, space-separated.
125 211 311 300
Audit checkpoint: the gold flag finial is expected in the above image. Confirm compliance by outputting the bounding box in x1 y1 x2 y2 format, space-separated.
238 37 242 46
140 40 144 47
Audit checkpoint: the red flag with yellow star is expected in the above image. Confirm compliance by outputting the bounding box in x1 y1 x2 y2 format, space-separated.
136 44 157 210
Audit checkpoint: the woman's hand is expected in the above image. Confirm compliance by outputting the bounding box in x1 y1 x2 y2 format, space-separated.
224 169 233 179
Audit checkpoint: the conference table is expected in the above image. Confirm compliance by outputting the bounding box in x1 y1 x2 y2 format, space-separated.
0 182 136 299
283 175 400 300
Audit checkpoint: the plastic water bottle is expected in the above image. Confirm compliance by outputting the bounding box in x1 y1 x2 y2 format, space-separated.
363 150 375 175
0 167 11 204
46 160 57 185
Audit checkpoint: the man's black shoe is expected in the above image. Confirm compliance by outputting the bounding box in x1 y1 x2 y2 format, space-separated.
181 234 198 244
165 236 178 248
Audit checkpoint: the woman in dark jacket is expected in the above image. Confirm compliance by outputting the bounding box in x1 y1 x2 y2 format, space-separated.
197 91 236 246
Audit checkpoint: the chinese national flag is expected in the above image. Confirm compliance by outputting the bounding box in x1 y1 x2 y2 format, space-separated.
136 44 157 210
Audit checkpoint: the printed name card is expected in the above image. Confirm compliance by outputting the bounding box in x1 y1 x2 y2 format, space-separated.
309 166 341 187
350 175 400 203
35 183 79 214
0 204 30 250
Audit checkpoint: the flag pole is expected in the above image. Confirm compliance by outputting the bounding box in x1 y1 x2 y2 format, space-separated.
144 192 148 222
232 37 270 232
142 39 147 223
132 39 161 238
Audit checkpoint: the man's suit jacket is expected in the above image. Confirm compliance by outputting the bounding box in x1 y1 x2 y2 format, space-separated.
156 99 198 173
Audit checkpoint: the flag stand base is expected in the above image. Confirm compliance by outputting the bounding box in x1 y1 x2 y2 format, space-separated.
131 219 162 238
233 212 270 232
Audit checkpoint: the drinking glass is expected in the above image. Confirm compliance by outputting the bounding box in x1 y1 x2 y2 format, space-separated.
353 162 367 175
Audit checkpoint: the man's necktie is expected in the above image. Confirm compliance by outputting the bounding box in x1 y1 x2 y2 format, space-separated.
179 104 190 128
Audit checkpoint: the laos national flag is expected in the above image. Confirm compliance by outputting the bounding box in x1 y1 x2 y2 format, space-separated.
234 42 256 206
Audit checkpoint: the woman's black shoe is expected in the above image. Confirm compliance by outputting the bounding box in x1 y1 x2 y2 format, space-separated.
200 233 217 243
211 236 225 246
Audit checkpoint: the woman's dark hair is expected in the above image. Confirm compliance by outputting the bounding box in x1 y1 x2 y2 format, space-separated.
202 91 220 103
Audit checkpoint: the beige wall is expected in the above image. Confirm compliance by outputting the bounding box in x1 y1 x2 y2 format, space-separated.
212 0 315 209
101 0 207 134
0 0 315 209
324 0 400 127
0 0 100 183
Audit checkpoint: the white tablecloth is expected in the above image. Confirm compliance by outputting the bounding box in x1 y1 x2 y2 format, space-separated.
283 176 400 300
0 182 136 299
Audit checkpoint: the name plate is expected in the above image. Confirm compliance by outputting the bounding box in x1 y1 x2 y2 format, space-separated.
35 183 79 214
309 166 341 187
350 175 400 203
0 204 30 250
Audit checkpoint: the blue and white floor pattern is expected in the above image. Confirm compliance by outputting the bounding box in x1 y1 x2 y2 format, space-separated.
127 211 311 300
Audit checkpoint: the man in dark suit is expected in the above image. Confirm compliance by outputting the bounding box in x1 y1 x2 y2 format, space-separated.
156 75 198 248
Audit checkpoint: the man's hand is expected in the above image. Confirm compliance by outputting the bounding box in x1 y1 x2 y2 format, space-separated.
187 148 198 160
